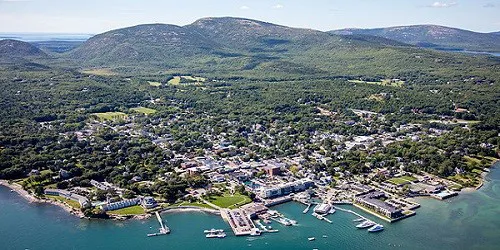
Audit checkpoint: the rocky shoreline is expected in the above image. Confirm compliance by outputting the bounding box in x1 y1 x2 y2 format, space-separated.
1 180 221 221
0 180 85 218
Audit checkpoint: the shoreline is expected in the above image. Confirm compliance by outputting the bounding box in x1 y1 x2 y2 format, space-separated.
0 180 85 218
0 180 221 221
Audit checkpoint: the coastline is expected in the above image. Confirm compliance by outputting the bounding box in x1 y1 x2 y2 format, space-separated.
0 180 221 221
0 180 84 218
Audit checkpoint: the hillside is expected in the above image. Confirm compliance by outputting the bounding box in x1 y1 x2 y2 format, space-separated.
69 23 224 66
330 25 500 52
68 18 500 81
0 39 47 58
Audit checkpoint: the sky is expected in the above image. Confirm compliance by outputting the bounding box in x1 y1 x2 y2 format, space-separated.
0 0 499 34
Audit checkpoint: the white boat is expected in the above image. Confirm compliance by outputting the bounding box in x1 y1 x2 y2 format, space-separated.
322 235 328 238
308 237 316 241
204 229 224 234
206 232 226 238
356 220 375 229
368 224 384 232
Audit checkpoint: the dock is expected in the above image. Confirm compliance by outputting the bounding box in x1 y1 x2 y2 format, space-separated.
221 209 260 236
147 211 170 237
333 206 366 221
302 203 311 214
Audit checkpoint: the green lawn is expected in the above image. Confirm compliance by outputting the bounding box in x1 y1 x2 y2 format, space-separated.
107 205 145 215
168 76 181 85
46 195 81 209
209 193 251 209
388 176 416 185
348 79 404 87
81 68 117 76
148 81 162 87
92 112 127 120
130 107 157 115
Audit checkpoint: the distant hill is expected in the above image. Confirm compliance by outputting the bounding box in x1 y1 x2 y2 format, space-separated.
330 25 500 52
68 17 500 80
70 23 223 65
0 39 47 58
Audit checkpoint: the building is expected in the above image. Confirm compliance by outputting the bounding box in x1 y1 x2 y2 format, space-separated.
141 196 158 209
263 165 281 177
354 191 402 219
260 179 314 199
313 203 332 214
44 189 91 208
101 198 140 211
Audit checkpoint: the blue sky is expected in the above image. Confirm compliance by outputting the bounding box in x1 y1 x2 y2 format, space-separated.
0 0 499 34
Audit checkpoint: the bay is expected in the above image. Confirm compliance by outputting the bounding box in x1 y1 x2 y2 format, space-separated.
1 162 499 250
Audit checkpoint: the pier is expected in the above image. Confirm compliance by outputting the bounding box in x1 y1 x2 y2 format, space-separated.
302 203 311 214
333 206 367 221
147 211 170 237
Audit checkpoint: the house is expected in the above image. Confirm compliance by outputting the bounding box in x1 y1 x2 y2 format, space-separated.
141 197 158 209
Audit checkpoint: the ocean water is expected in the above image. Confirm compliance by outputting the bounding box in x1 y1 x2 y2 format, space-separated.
0 33 91 42
1 162 499 250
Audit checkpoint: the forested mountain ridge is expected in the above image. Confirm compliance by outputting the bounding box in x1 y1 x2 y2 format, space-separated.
0 39 47 58
330 25 500 52
63 17 500 82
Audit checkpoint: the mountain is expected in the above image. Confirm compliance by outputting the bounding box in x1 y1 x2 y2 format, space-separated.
0 39 47 58
330 25 500 52
68 17 500 80
70 23 224 65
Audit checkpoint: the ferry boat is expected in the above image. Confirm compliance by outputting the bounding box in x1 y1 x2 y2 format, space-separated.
367 224 384 232
204 229 224 234
356 220 376 229
206 232 226 238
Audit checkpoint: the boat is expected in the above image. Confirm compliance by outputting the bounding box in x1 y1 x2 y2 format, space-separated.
368 224 384 232
250 228 261 236
204 229 224 234
322 235 328 238
356 220 375 229
308 237 316 241
206 232 226 238
328 207 336 214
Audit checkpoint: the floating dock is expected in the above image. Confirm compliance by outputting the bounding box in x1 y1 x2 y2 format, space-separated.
147 211 170 237
302 203 311 214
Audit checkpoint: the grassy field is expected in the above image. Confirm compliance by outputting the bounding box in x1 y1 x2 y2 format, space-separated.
349 79 404 87
46 195 81 209
92 112 127 120
148 81 162 87
168 76 181 85
388 176 417 185
209 193 251 209
81 68 117 76
130 107 157 115
107 205 145 215
168 76 206 85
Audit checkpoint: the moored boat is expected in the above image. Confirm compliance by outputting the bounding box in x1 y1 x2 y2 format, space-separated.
367 224 384 232
356 220 375 229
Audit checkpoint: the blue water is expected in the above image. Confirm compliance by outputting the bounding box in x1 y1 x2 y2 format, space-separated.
0 33 92 42
1 162 499 250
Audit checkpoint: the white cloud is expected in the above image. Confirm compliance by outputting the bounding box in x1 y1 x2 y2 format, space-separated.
483 3 495 8
272 4 284 9
240 5 250 10
428 2 457 8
